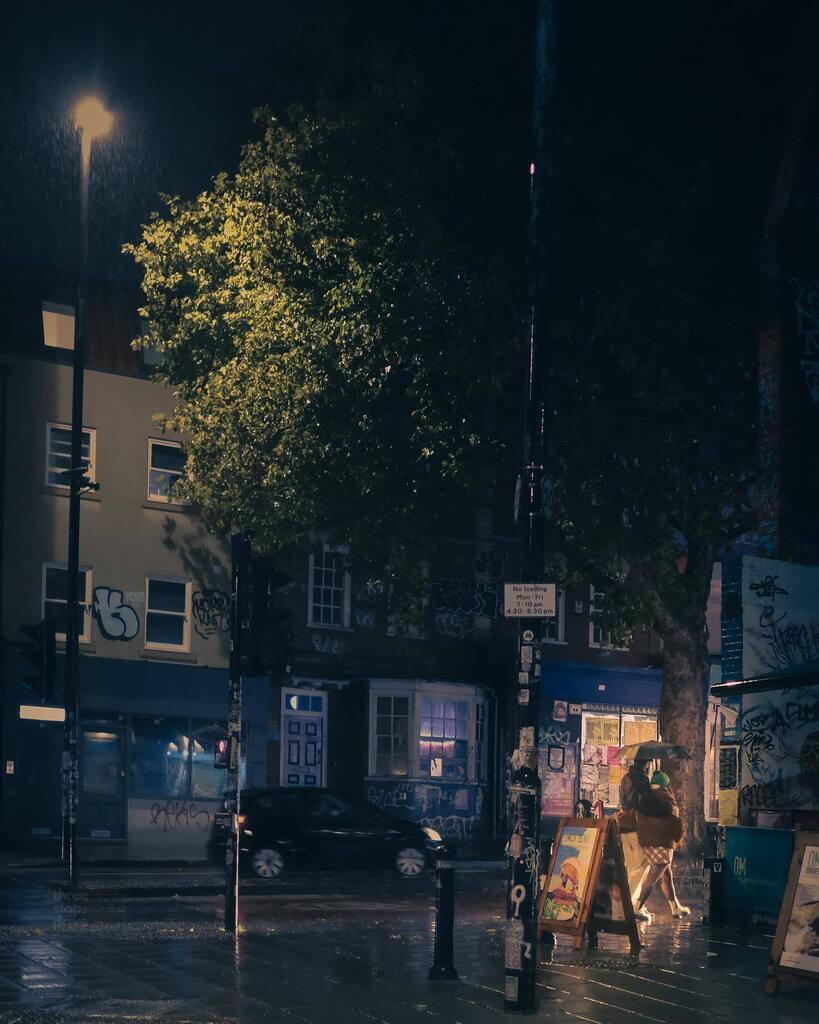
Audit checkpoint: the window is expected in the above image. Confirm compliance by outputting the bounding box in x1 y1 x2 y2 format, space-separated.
46 423 95 488
130 717 189 798
42 301 75 350
419 697 468 780
588 586 627 648
147 439 186 503
375 695 408 777
42 562 91 642
307 547 351 628
543 589 565 644
145 576 191 651
191 723 229 798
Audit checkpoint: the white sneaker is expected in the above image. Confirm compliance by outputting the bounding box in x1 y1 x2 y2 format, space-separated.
633 906 654 922
671 902 691 918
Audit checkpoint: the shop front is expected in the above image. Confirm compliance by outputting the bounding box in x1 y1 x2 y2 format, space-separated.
537 662 662 833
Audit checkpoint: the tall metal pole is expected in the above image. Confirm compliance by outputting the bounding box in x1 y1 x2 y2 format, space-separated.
504 0 556 1012
225 532 249 934
62 129 92 884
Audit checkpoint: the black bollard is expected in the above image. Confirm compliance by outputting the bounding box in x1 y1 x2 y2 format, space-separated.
429 850 458 980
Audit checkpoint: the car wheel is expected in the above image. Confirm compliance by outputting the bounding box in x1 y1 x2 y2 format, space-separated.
251 847 285 879
395 846 426 877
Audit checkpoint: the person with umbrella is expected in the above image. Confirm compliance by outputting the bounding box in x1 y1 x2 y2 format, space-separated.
616 740 692 922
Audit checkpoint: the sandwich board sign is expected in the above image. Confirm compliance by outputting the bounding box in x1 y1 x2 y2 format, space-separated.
538 817 640 952
503 583 556 618
766 832 819 995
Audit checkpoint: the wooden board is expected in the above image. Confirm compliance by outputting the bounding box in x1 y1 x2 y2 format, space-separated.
537 817 608 947
587 819 641 952
766 832 819 995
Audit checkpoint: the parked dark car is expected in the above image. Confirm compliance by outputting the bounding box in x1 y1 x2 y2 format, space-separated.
207 787 447 879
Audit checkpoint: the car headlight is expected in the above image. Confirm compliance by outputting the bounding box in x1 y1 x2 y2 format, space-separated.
422 826 443 843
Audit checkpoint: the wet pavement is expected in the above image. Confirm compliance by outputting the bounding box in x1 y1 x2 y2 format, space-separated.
0 865 813 1023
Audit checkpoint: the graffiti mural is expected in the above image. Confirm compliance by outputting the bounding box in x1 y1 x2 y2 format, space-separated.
92 587 140 641
738 685 819 812
740 557 819 677
431 547 507 638
192 588 230 639
365 780 487 841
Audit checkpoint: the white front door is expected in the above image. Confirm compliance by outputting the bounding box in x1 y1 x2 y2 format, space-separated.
281 690 326 787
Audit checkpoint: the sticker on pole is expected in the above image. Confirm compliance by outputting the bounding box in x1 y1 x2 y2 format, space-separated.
503 583 556 618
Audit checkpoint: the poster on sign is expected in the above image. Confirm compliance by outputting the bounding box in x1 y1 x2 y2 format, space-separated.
539 821 602 928
766 833 819 994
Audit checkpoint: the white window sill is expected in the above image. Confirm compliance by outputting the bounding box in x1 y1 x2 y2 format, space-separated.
142 500 195 515
543 639 568 646
140 649 197 664
307 622 353 632
41 485 101 503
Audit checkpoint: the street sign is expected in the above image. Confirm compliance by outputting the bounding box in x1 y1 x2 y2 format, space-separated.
503 583 556 618
19 704 65 722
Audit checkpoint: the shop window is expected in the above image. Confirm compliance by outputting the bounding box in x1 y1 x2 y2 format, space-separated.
130 717 189 798
42 562 92 642
375 695 408 776
145 576 191 650
46 423 95 488
147 439 186 503
419 698 468 780
307 547 351 628
191 723 229 798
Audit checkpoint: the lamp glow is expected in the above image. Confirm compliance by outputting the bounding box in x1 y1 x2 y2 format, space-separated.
74 96 113 139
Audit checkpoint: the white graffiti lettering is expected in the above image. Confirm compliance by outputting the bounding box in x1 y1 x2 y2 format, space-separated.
93 587 139 641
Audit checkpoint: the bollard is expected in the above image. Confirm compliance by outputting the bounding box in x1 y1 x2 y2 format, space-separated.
429 850 458 980
702 857 724 926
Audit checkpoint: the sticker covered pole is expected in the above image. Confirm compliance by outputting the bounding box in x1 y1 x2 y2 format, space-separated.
504 0 557 1012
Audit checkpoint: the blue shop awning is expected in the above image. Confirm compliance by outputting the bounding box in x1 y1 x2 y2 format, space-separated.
539 661 662 708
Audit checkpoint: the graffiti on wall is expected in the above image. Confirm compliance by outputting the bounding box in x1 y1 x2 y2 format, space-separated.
92 587 140 641
431 548 507 638
149 799 211 833
793 278 819 404
192 589 230 639
738 685 819 811
366 780 486 842
742 558 819 676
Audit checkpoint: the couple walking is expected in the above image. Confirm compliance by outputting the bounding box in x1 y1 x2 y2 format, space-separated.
617 759 690 922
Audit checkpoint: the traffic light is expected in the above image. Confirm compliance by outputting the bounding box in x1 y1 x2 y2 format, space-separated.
238 557 292 675
20 619 56 702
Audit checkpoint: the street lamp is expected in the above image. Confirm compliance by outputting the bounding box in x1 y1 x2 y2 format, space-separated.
62 96 112 885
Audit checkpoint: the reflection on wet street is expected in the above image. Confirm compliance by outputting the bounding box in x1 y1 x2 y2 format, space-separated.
0 868 813 1023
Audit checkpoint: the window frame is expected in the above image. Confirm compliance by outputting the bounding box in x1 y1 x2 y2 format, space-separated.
146 438 186 504
41 301 75 351
144 575 192 653
42 561 92 643
307 545 351 630
45 422 96 490
367 681 487 783
588 585 628 650
543 588 566 644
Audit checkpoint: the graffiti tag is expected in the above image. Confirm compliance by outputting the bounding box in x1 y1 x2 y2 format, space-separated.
192 588 230 639
93 587 140 641
150 800 211 833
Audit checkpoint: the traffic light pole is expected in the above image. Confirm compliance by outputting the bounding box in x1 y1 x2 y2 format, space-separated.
225 532 250 935
504 0 556 1013
62 128 93 884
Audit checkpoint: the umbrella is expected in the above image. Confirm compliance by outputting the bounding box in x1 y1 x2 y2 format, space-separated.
616 740 692 762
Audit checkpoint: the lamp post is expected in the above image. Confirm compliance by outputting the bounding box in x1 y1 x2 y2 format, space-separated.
62 96 112 885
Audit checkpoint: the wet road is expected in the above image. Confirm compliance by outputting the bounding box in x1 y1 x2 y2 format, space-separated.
0 866 813 1023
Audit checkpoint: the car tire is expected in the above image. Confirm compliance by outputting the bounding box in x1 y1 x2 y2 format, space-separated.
395 846 426 878
250 846 286 879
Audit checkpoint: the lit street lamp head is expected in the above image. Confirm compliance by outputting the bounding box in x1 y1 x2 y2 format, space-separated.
74 96 113 139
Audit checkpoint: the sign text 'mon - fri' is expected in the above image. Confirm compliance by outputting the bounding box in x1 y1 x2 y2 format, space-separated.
503 583 557 618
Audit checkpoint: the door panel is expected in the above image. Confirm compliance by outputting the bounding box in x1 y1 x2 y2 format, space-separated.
281 715 323 786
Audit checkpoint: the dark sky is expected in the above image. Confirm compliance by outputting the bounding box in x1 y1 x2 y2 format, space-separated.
0 0 802 287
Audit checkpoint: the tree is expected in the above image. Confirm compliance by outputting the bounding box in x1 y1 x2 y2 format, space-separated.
126 85 525 575
542 1 796 852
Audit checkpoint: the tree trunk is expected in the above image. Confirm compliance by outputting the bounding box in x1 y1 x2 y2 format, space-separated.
658 620 710 858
